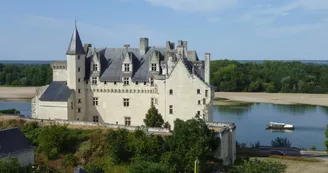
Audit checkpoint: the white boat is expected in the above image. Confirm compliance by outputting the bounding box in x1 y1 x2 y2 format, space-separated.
266 122 294 130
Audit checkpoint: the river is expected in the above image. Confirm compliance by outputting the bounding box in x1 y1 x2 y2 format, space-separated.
0 100 327 150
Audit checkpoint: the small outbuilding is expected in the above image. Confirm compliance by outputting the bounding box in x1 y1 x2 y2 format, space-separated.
0 127 35 166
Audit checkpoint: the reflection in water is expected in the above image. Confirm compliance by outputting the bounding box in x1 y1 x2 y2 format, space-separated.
213 103 328 150
273 104 317 115
265 129 294 133
216 104 253 116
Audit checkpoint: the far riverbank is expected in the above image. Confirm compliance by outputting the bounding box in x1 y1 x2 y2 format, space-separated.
215 92 328 107
0 87 328 106
0 87 37 101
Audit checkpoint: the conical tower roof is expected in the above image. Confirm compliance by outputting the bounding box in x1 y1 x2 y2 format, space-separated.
66 23 85 55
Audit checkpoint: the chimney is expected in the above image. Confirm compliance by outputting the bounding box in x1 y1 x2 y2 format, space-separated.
124 44 130 51
166 41 171 50
183 41 188 50
204 53 211 85
178 40 183 47
140 37 149 56
83 44 92 53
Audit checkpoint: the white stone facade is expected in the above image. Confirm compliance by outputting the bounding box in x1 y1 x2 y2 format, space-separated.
32 26 214 129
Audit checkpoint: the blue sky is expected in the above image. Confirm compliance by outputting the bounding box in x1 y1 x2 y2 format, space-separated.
1 0 328 60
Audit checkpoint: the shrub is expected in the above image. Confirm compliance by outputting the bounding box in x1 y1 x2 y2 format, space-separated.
269 155 321 162
310 145 317 151
229 159 287 173
129 161 169 173
271 137 291 147
62 154 77 166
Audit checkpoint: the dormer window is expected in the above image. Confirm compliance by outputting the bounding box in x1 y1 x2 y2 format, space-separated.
151 64 157 71
93 64 98 71
124 64 130 72
124 78 129 86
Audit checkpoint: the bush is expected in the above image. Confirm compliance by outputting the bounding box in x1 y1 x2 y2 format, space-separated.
271 137 291 147
0 108 20 115
310 145 317 151
62 154 77 166
269 155 321 162
229 159 287 173
129 161 169 173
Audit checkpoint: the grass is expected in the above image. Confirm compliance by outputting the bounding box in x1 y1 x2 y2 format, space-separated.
269 155 321 162
213 97 254 106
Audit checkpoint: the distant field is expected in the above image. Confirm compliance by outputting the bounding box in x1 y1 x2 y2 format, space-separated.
215 92 328 107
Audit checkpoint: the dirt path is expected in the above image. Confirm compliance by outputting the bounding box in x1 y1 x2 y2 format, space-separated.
215 92 328 106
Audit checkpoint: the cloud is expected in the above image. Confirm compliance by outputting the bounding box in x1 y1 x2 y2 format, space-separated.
144 0 237 12
207 16 220 23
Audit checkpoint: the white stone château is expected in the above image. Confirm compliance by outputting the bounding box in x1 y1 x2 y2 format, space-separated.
31 24 215 127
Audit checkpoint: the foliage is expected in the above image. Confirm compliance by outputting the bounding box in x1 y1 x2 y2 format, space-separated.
62 154 77 166
325 125 328 152
0 63 52 86
271 137 292 147
37 123 84 159
0 158 33 173
0 108 20 115
166 117 220 172
107 129 132 164
269 155 321 162
129 161 169 173
211 60 328 93
144 104 164 127
250 141 261 148
310 145 317 151
229 159 287 173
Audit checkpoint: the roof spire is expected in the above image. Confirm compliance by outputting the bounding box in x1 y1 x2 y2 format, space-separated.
66 21 85 55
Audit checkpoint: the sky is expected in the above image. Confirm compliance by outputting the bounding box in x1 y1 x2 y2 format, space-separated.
1 0 328 61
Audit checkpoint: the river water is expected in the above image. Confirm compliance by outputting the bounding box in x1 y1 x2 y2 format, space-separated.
0 100 327 150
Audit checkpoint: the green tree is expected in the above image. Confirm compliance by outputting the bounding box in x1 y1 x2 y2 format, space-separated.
271 137 291 147
230 159 287 173
166 117 220 172
129 161 170 173
144 104 164 127
107 129 132 164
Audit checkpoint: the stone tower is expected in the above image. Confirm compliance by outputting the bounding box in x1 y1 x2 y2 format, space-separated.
66 23 86 121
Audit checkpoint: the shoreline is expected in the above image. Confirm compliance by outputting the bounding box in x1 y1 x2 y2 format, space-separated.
0 87 328 107
214 92 328 107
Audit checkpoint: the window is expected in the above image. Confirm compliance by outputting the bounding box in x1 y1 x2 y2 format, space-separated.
198 100 201 105
151 98 154 105
169 105 173 114
124 64 130 72
78 99 81 103
71 102 73 109
197 89 200 94
136 81 139 85
114 81 117 85
169 89 173 95
78 55 80 59
125 117 131 126
78 78 81 82
93 115 99 123
93 97 98 106
93 64 98 71
86 80 89 84
205 90 208 97
124 78 129 86
92 77 97 85
150 78 154 86
104 81 107 85
151 63 157 71
123 98 129 107
78 89 81 93
144 82 147 85
77 108 81 113
197 111 200 116
203 98 206 105
78 67 80 72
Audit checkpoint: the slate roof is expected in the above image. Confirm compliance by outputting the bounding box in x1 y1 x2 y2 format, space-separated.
85 47 205 82
66 25 85 55
74 168 88 173
39 81 72 101
0 128 34 155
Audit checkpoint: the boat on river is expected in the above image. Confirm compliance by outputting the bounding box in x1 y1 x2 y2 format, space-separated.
266 122 294 130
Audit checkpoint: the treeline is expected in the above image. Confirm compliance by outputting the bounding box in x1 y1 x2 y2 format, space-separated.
211 60 328 93
0 64 52 86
